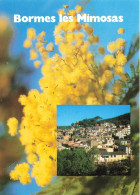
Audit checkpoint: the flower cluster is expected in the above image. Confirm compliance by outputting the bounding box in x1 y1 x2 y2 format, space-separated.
10 163 31 184
7 5 127 186
7 117 18 136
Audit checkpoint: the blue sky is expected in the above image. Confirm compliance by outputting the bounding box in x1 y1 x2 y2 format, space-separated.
57 105 130 126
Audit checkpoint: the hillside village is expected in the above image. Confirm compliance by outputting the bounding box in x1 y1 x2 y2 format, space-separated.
57 120 131 164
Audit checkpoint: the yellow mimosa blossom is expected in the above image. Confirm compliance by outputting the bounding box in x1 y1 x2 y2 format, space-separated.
55 35 63 44
103 70 113 82
104 55 116 67
116 38 126 49
88 35 99 44
27 153 37 164
80 42 89 54
68 10 77 16
65 33 74 43
42 51 48 60
83 24 93 35
25 144 36 154
113 82 122 95
116 53 127 66
9 170 19 181
99 77 106 87
86 96 99 105
36 42 43 50
30 49 38 60
19 173 31 185
58 9 65 16
75 5 83 13
76 23 82 31
40 31 46 37
18 95 27 105
46 42 54 51
116 50 123 55
114 66 124 75
107 41 117 53
7 117 18 136
38 46 45 54
34 60 41 68
64 5 69 9
17 163 30 172
37 32 45 42
87 52 94 62
10 163 31 185
23 39 32 48
27 28 36 39
98 46 105 55
105 92 116 104
118 28 125 34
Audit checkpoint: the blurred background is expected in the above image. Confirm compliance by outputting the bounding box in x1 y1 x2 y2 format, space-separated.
0 0 139 195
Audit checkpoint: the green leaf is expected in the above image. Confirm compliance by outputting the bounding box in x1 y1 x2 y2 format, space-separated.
130 63 136 79
136 60 139 76
124 72 131 83
127 34 139 61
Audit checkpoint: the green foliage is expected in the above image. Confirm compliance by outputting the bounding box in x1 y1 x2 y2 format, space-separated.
78 116 102 127
75 113 130 128
94 159 130 176
57 148 96 176
74 125 80 129
57 126 71 130
97 113 130 127
127 34 139 61
120 69 139 105
36 175 139 195
119 39 139 105
130 63 136 79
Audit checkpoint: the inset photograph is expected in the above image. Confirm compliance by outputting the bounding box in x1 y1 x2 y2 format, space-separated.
57 105 131 176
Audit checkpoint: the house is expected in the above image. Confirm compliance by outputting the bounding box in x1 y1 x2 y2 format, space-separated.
95 151 128 163
116 130 125 139
62 141 74 148
63 135 70 141
103 147 114 152
106 138 114 146
88 139 99 148
97 144 102 149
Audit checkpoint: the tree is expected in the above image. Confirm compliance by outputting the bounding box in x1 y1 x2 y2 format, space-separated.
57 148 96 176
78 116 102 127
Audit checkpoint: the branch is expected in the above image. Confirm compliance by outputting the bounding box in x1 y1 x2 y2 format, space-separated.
120 75 139 104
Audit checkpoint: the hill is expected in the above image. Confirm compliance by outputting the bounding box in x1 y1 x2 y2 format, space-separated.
57 113 130 129
97 113 130 126
75 113 130 128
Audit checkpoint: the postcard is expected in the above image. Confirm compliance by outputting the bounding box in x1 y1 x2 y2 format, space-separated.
0 0 139 194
